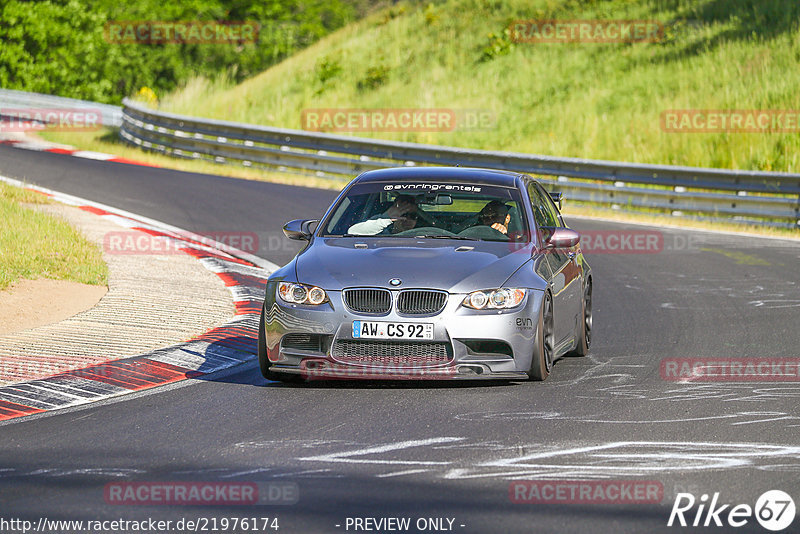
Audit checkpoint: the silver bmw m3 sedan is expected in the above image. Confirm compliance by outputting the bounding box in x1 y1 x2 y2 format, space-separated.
258 166 592 382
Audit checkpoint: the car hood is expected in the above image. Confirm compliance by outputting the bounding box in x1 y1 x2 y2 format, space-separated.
295 237 532 292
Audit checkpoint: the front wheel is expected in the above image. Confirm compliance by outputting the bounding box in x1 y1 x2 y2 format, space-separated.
527 292 554 381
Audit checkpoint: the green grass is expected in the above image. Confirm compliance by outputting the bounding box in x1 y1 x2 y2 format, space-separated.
156 0 800 173
0 181 108 290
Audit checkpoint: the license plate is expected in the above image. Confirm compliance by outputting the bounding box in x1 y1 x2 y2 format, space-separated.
352 321 433 340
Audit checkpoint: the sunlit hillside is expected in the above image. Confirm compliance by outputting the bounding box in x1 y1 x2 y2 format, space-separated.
159 0 800 172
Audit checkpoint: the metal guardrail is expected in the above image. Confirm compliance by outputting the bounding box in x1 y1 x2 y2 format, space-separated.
0 89 122 128
2 88 796 226
120 99 800 227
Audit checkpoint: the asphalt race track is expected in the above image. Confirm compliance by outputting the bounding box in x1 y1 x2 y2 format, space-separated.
1 144 799 534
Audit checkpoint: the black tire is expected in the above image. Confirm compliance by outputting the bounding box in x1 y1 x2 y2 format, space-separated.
527 292 554 381
567 279 592 357
258 305 303 383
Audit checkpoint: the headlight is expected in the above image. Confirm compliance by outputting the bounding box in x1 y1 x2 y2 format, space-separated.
278 282 328 305
462 288 526 310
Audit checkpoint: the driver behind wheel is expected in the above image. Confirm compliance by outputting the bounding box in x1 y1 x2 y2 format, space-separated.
348 194 419 235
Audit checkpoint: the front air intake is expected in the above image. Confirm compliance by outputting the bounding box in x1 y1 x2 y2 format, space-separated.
331 340 452 367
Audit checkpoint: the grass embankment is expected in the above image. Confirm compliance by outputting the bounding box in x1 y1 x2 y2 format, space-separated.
41 0 800 236
158 0 800 172
0 181 108 290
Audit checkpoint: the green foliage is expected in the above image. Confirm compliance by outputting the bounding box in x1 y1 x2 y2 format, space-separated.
314 56 343 95
133 86 159 106
356 64 390 91
0 0 359 104
378 4 407 26
479 28 515 62
316 56 343 85
423 4 439 25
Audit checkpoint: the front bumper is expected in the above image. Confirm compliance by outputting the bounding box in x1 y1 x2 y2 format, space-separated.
263 288 543 380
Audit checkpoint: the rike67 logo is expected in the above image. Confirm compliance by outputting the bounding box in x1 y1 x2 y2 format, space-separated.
668 490 795 531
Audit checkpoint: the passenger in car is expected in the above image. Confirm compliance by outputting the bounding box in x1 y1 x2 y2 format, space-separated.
477 200 511 235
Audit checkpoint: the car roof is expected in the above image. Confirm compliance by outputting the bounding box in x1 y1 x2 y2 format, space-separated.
352 166 524 188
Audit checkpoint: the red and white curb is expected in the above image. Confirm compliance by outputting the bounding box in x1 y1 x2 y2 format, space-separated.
0 136 158 167
0 176 278 423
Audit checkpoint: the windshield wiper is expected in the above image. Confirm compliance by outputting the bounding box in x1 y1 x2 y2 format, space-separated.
411 234 475 240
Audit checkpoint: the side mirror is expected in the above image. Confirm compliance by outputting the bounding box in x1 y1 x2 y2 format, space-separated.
283 219 319 241
544 227 580 249
548 191 563 211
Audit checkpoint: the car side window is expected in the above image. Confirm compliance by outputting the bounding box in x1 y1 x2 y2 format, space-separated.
535 183 563 227
526 182 558 229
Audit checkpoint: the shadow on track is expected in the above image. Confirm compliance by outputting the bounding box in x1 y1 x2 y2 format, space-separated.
193 337 521 390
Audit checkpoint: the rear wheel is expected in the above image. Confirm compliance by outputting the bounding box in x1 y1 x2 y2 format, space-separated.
567 280 592 357
528 292 554 381
258 305 303 383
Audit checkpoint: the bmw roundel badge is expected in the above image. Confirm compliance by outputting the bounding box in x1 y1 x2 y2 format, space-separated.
389 278 402 286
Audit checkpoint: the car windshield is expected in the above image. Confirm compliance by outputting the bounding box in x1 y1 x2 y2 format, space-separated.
320 181 529 242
